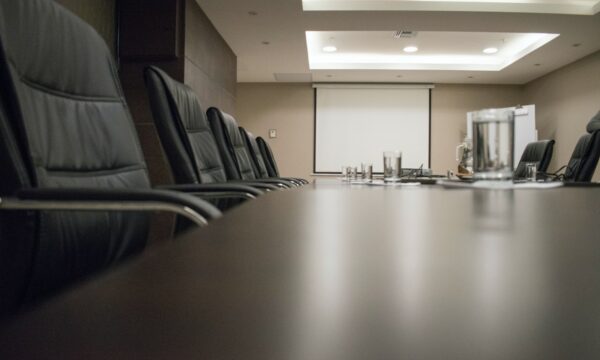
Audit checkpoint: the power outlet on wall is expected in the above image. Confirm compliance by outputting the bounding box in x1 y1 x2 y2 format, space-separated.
269 129 277 139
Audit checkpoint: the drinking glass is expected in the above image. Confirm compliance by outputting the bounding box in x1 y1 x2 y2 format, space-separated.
361 163 373 182
349 166 358 181
472 109 515 180
341 166 349 181
525 162 537 182
383 151 402 182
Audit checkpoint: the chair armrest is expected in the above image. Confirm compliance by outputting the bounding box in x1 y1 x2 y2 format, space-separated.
0 188 222 227
226 181 281 191
158 183 262 199
271 177 303 187
287 177 310 185
241 178 293 189
261 178 296 188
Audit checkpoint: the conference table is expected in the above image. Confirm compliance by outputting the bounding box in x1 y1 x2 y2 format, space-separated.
1 179 600 359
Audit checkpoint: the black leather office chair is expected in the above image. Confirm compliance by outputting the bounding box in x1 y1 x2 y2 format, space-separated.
514 140 555 179
240 127 307 185
257 136 280 177
207 107 295 188
564 111 600 182
0 0 227 317
256 136 308 184
143 66 277 194
241 128 270 178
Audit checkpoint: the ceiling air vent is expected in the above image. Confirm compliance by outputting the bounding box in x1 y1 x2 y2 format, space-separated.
393 30 418 39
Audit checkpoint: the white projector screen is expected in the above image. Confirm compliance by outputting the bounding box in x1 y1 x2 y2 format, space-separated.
314 85 431 173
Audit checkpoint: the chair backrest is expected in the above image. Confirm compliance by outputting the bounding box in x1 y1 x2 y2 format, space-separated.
144 66 228 184
565 111 600 182
514 140 555 178
207 107 257 181
239 127 270 178
256 137 280 177
0 0 149 315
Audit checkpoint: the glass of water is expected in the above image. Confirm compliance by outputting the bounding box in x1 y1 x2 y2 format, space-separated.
383 151 402 182
524 162 537 182
341 166 349 181
349 166 358 181
361 163 373 182
472 109 515 180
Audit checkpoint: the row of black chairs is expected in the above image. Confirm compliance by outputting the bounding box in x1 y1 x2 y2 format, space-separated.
145 66 307 201
514 111 600 182
0 0 303 319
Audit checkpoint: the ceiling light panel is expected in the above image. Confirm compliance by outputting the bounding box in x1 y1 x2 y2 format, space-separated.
306 31 559 71
302 0 600 15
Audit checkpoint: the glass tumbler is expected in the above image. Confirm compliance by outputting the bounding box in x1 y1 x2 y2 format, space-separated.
525 162 537 182
361 163 373 182
383 151 402 182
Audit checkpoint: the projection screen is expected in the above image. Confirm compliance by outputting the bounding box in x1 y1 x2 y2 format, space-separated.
314 84 432 173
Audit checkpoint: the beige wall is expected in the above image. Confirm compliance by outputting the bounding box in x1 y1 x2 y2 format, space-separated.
55 0 115 56
523 51 600 181
238 50 600 181
431 84 523 174
237 84 315 180
236 83 524 178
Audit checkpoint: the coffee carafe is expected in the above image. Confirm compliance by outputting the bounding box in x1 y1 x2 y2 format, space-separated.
456 137 473 175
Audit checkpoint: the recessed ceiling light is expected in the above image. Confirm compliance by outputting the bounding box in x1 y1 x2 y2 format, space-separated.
306 31 559 72
323 46 337 52
468 76 475 79
483 47 498 54
326 74 333 78
248 11 258 16
261 41 270 45
396 75 403 78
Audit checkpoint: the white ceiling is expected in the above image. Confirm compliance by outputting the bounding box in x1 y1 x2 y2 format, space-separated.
303 0 600 15
306 31 559 71
195 0 600 84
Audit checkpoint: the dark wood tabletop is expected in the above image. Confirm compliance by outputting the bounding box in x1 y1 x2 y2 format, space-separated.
2 181 600 359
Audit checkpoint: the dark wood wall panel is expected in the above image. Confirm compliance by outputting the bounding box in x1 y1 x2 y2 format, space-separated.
117 0 187 243
118 0 182 60
118 0 186 186
184 0 236 114
55 0 116 56
116 0 236 242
